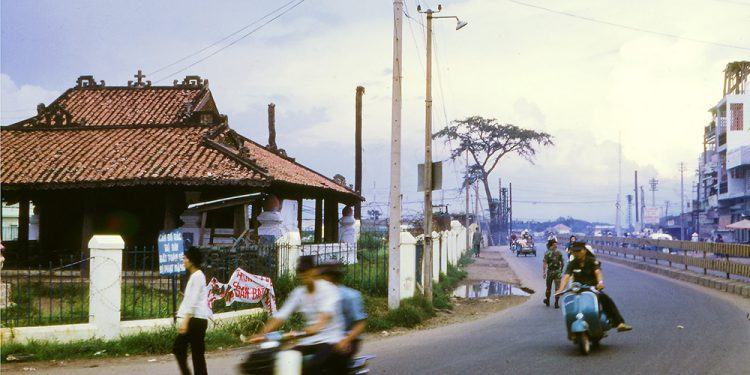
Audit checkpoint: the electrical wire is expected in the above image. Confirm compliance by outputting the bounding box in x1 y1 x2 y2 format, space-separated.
149 0 301 77
507 0 750 51
152 0 307 83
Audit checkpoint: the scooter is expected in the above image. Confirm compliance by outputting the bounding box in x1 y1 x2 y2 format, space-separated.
555 282 612 355
238 331 374 374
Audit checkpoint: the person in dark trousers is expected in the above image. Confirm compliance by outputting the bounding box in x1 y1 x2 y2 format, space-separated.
557 242 632 332
472 228 483 257
542 239 564 308
173 247 211 375
319 263 367 364
252 255 346 374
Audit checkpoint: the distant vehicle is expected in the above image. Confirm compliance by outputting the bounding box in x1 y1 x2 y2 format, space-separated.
516 238 536 257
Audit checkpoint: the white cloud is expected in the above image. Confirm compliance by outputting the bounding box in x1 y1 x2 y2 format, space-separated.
1 74 59 125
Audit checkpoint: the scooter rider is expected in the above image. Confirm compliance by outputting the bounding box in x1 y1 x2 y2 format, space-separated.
542 239 564 308
557 242 632 332
319 263 367 362
252 255 347 374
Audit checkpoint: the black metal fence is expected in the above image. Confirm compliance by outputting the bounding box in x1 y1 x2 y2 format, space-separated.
1 253 89 328
1 234 390 328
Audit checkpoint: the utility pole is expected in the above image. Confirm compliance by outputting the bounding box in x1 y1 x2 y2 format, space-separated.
649 178 659 207
640 186 646 228
388 0 403 310
417 4 467 303
665 200 670 217
465 151 470 251
421 4 435 303
509 182 513 237
626 194 633 230
355 86 365 220
616 133 622 237
634 171 639 228
474 182 479 226
680 162 686 240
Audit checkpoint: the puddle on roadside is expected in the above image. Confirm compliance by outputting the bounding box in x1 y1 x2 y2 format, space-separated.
452 280 533 299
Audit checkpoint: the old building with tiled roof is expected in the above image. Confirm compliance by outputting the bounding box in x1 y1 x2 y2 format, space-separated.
1 73 359 259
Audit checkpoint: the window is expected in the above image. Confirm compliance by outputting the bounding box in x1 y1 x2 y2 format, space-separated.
730 103 744 131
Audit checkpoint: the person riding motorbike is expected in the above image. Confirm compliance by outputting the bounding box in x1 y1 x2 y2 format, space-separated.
319 263 367 364
556 242 632 332
251 255 347 374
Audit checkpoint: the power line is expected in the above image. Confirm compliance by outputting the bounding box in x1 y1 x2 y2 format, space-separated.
152 0 307 83
507 0 750 51
149 0 301 77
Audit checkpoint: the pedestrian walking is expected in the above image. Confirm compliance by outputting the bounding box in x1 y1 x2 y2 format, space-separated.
173 247 211 375
472 228 483 257
542 239 564 308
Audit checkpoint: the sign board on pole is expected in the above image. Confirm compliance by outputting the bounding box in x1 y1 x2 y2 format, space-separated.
643 207 661 225
417 161 443 191
158 229 187 276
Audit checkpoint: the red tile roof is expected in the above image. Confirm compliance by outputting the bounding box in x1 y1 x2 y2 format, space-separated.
10 86 215 128
1 126 265 188
1 77 360 200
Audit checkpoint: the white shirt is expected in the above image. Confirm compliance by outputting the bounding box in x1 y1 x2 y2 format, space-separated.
177 270 212 320
273 279 344 345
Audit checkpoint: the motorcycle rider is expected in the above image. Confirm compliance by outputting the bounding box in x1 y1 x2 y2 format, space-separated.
252 255 347 374
319 263 367 363
557 242 632 332
542 239 564 308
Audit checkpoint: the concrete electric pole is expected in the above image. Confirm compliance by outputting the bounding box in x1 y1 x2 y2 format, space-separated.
680 162 686 240
418 3 467 304
388 0 403 310
649 178 659 207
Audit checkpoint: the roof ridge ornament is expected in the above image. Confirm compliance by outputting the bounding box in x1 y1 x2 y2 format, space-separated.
30 102 76 128
174 75 207 88
128 70 151 88
76 75 104 88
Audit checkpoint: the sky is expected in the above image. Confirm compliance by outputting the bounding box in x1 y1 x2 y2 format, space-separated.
2 0 749 223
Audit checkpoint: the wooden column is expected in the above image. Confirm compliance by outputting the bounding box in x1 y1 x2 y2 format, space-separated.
355 86 365 220
297 199 303 235
163 194 179 231
233 203 250 237
18 198 30 245
81 198 95 257
324 198 339 243
314 198 323 243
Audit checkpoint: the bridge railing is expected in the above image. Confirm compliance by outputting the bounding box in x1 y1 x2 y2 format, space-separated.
580 236 750 281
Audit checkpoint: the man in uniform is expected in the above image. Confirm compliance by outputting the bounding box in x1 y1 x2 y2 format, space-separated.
542 239 564 308
472 228 483 257
557 242 632 332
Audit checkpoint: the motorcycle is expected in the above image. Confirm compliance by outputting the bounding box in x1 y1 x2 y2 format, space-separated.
238 331 374 374
555 282 612 355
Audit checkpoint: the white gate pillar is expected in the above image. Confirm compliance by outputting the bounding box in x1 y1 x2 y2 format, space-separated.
88 235 124 340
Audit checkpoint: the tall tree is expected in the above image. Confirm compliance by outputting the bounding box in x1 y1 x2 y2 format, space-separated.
433 116 554 244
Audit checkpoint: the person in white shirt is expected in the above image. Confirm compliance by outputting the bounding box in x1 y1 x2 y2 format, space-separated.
252 255 346 374
173 247 211 375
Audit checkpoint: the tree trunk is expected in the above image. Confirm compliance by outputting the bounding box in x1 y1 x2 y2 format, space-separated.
480 176 499 246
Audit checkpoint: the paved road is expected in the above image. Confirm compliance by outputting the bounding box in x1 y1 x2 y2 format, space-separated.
364 244 750 375
12 245 750 374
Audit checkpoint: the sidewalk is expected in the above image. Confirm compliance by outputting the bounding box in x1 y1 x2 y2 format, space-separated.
465 245 522 284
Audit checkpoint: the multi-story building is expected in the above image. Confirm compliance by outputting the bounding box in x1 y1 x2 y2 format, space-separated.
697 61 749 242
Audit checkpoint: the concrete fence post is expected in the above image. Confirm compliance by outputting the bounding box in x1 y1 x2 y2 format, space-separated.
451 221 462 262
399 231 417 301
431 231 440 282
447 229 455 265
88 235 124 340
440 231 448 275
